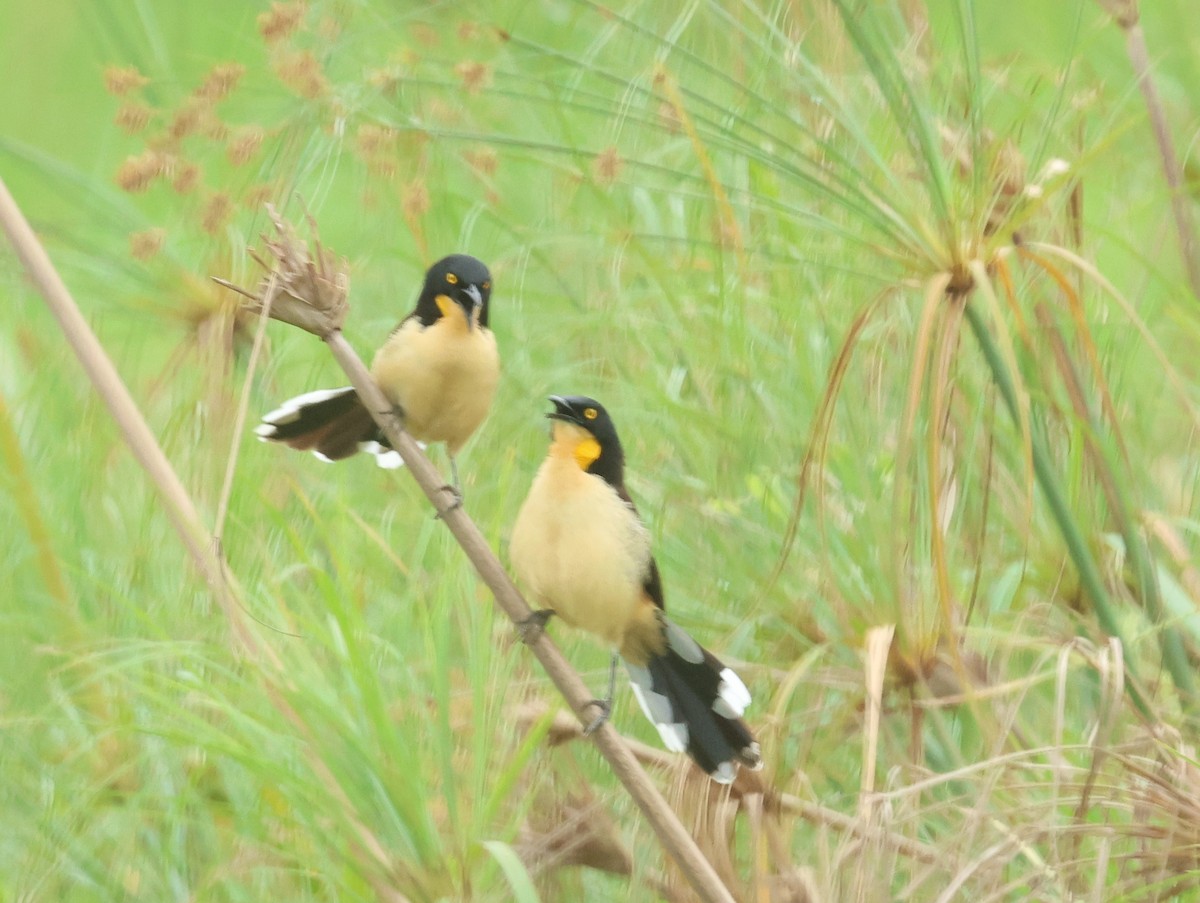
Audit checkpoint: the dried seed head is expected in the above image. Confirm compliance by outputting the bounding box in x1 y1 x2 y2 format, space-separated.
168 101 207 141
402 180 430 220
355 123 398 157
215 204 350 338
369 159 398 180
196 63 245 102
203 118 231 143
202 193 234 235
592 146 622 186
258 1 307 43
227 126 265 166
274 50 329 99
129 228 166 261
366 66 403 95
463 147 498 176
116 151 167 193
104 66 149 96
172 162 202 194
114 103 153 134
410 23 439 48
454 60 492 95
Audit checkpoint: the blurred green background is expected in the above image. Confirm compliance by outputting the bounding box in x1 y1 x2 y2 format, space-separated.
3 1 1200 900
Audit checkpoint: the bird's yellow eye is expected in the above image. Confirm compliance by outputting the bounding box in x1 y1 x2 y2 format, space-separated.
446 273 459 285
584 407 598 420
482 281 490 290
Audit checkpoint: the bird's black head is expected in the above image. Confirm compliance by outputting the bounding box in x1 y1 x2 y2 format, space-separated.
546 395 625 487
415 254 492 329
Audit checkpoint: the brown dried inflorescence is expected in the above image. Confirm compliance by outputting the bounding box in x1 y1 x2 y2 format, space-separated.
463 147 498 177
355 124 399 157
195 63 246 103
172 162 202 195
402 180 430 220
592 146 623 187
274 50 329 99
355 124 400 179
213 205 350 339
366 65 404 95
258 1 307 43
168 100 209 142
104 66 149 96
454 60 492 95
114 103 154 134
129 228 167 261
227 127 265 166
115 151 169 193
201 193 234 235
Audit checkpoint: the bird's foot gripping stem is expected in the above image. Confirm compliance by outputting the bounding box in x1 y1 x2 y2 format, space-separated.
433 456 464 519
582 698 612 735
582 654 618 735
433 484 463 519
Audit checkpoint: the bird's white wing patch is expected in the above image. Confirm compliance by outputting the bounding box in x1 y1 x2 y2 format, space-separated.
359 439 425 470
372 450 405 469
712 667 752 719
260 386 355 425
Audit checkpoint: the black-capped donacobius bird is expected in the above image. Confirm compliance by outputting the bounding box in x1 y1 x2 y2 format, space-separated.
256 254 499 495
510 395 761 783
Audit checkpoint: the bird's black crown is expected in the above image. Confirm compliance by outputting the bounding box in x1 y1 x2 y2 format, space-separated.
415 254 492 327
547 395 626 485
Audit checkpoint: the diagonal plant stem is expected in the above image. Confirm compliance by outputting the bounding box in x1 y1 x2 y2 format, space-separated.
0 180 423 899
220 209 741 903
4 182 738 902
323 339 739 903
1097 0 1200 299
0 174 263 660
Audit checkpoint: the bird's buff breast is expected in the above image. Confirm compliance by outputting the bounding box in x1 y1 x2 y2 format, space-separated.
370 318 499 452
511 461 652 647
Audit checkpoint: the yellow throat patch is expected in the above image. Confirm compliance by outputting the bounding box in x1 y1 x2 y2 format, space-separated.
434 294 473 332
551 422 602 472
573 435 601 471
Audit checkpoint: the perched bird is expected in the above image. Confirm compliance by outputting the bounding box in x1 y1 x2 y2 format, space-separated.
510 395 761 783
256 254 500 493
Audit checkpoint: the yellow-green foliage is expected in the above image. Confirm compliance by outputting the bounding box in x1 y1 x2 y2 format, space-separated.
3 1 1200 900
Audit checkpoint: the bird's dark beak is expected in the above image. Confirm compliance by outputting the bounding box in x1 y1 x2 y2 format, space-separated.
547 395 576 424
462 284 483 329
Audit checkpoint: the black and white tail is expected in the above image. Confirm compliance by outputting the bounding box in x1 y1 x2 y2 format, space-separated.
256 387 404 468
624 618 761 783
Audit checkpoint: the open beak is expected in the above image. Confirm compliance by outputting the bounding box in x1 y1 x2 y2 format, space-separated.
462 284 483 329
547 395 577 424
